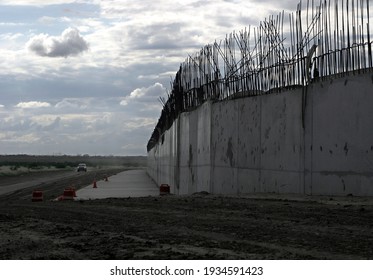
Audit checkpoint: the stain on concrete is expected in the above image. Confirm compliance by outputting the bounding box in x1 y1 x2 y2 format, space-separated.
226 137 234 167
188 144 193 167
240 103 245 114
344 142 349 156
344 79 348 86
320 146 323 152
264 127 271 139
342 178 346 191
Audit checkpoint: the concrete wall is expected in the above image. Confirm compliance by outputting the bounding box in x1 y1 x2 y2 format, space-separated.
210 89 305 194
147 119 178 194
178 102 212 194
305 73 373 195
148 72 373 196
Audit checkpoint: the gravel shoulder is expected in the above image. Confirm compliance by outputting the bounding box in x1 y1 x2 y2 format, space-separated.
0 170 373 260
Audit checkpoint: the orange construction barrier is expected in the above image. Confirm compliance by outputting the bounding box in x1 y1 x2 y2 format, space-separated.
63 188 75 200
67 186 77 197
32 190 43 202
159 184 170 195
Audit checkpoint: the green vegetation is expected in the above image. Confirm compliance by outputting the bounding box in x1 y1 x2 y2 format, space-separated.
0 155 147 176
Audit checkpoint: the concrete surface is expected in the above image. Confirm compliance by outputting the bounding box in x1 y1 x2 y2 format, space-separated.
148 71 373 196
305 74 373 196
76 169 159 200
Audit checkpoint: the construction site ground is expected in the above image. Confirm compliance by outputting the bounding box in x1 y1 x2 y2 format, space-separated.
0 168 373 260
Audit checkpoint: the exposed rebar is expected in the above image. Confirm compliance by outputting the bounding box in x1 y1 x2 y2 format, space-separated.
147 0 373 152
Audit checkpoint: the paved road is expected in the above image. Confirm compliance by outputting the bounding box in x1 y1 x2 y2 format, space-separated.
76 169 159 200
0 168 126 201
0 171 77 196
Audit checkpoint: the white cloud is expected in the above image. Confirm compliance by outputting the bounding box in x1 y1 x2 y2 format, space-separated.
122 117 156 130
37 16 58 25
15 101 51 109
0 0 85 6
0 33 24 41
2 133 41 144
30 115 61 129
120 83 166 107
55 98 89 110
0 22 26 26
0 104 4 108
27 27 88 58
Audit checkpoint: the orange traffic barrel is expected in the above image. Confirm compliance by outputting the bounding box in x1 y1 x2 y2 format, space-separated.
67 187 77 197
32 190 43 202
63 188 75 200
160 184 170 195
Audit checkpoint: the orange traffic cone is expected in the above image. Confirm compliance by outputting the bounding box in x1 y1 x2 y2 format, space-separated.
93 179 97 188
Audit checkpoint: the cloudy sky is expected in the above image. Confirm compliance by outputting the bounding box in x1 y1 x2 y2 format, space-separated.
0 0 295 156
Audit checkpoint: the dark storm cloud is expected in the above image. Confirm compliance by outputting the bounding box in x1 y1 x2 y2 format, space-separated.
27 27 88 58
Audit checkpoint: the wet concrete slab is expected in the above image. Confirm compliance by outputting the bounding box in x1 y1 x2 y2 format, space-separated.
76 169 159 200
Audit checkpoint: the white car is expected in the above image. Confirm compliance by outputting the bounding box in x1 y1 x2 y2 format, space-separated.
76 163 87 172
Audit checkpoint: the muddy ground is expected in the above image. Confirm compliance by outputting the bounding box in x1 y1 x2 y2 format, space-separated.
0 169 373 260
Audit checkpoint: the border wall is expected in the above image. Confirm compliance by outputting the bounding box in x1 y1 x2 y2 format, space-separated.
147 0 373 196
147 71 373 196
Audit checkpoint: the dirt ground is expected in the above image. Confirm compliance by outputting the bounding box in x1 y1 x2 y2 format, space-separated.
0 169 373 260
